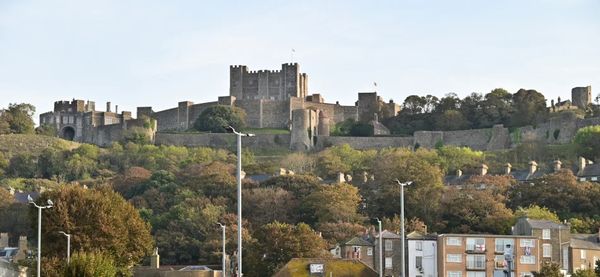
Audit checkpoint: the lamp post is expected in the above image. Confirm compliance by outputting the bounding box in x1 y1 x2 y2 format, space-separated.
28 195 53 277
58 231 71 264
376 218 383 277
395 179 412 277
226 126 254 277
217 223 226 277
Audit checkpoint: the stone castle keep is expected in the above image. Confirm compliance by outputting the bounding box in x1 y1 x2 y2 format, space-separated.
40 63 594 151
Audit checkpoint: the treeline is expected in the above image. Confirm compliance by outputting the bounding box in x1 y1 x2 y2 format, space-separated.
3 137 600 276
383 88 595 135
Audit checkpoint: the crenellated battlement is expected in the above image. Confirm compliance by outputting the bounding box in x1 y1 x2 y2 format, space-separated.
230 63 306 100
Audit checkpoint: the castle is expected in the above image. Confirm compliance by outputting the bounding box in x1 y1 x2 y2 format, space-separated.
40 63 594 151
41 63 399 149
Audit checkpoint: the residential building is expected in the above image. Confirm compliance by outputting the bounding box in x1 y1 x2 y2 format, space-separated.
438 234 540 277
407 231 438 277
512 218 570 270
342 236 374 268
374 230 402 277
568 233 600 272
274 258 378 277
576 157 600 182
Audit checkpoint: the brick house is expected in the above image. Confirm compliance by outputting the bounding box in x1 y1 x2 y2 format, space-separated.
437 234 540 277
342 236 375 269
569 233 600 272
512 218 571 271
373 230 402 277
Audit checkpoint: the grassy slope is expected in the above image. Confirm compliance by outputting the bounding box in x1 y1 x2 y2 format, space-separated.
0 134 80 157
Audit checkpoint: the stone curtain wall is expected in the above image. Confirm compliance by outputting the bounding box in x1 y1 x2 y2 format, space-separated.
315 136 414 150
236 99 263 128
260 100 291 128
153 107 179 131
186 102 218 129
155 133 290 149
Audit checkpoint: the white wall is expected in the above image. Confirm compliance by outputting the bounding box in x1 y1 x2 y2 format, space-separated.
408 239 437 277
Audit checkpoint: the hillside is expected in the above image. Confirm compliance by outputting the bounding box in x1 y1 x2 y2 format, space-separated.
0 134 80 157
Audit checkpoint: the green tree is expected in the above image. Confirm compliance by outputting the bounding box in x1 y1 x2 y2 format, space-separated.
574 125 600 162
246 222 330 277
0 152 8 177
243 187 299 227
316 222 366 245
193 105 246 133
437 146 484 174
62 251 118 277
36 124 57 136
510 89 548 127
0 103 36 134
37 186 153 274
533 262 562 277
7 153 37 178
515 205 560 222
480 88 512 127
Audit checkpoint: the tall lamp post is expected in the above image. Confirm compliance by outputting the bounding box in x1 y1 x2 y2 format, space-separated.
226 126 254 277
58 231 71 264
217 223 226 277
28 195 53 277
395 179 412 277
376 218 383 277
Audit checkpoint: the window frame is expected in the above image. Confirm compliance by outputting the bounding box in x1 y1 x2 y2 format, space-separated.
520 255 536 264
447 237 462 246
447 254 462 263
385 257 393 269
543 244 552 258
542 229 551 240
385 240 393 251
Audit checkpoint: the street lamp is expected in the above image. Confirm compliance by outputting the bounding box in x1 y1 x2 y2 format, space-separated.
394 179 412 277
217 223 226 277
58 231 71 264
27 195 53 277
225 126 254 277
376 218 383 277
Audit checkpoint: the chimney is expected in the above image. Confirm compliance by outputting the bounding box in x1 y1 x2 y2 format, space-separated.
151 247 160 269
456 169 463 177
505 163 512 175
345 174 353 183
277 168 287 176
0 233 8 248
115 105 119 114
15 236 28 260
528 161 538 175
478 164 488 176
579 157 587 174
18 236 27 250
362 171 369 183
553 160 562 172
337 172 346 184
106 102 111 112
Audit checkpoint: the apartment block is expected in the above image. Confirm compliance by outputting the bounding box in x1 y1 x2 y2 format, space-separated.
438 234 540 277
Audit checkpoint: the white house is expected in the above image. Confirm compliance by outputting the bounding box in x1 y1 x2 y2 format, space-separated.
407 231 438 277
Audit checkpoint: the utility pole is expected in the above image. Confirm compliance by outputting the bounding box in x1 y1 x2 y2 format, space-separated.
376 218 383 277
395 179 412 277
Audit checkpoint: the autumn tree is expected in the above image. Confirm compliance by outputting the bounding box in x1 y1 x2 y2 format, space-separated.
36 186 153 274
368 148 444 229
510 89 548 127
316 222 367 245
243 187 299 228
439 187 514 234
533 262 562 277
245 222 330 277
62 251 118 277
302 182 363 224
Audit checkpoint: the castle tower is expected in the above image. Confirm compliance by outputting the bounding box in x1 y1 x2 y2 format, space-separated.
572 86 592 109
229 63 308 101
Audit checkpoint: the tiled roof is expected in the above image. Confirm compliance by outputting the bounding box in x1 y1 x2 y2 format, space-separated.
444 174 471 185
246 174 272 183
14 191 39 204
570 234 600 250
343 237 373 246
579 164 600 178
526 219 568 229
376 230 401 239
511 170 546 182
407 231 437 240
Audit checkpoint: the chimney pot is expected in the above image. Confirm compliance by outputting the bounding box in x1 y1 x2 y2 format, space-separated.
528 161 538 175
479 164 488 176
553 160 562 172
106 102 111 113
505 163 512 175
457 169 462 177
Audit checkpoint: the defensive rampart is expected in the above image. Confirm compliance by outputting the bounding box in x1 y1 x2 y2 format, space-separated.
155 133 290 150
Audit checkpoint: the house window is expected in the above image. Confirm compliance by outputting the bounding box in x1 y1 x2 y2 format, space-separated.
592 177 598 181
520 273 533 277
542 229 551 240
467 272 486 277
448 271 462 277
385 240 393 251
447 254 462 263
416 241 423 251
520 239 535 248
543 244 552 258
581 250 587 259
367 247 373 256
520 255 535 264
447 237 462 246
352 246 361 259
385 257 393 269
581 178 587 181
466 255 486 270
466 238 486 252
495 255 506 269
495 239 515 253
416 256 423 269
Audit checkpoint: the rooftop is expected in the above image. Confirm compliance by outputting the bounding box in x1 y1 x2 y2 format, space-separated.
570 234 600 250
526 219 569 229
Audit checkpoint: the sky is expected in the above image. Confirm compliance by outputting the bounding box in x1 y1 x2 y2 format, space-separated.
1 0 599 123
